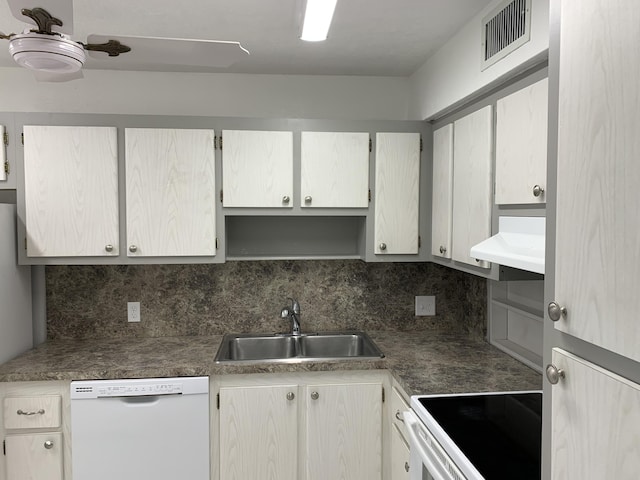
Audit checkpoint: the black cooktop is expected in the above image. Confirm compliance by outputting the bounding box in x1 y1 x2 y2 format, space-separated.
418 392 542 480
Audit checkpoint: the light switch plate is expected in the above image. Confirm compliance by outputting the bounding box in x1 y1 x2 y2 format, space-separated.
415 296 436 316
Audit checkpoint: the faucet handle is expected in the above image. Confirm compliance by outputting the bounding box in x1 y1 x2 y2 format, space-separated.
288 298 300 315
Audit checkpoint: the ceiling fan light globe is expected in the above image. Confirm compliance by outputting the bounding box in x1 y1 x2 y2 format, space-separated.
9 33 85 73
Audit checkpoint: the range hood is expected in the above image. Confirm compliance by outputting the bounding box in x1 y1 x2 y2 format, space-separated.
470 216 545 274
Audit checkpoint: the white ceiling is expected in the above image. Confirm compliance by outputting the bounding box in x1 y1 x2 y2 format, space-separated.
0 0 494 76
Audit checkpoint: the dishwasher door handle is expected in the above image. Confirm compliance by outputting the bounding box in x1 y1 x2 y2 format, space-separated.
118 395 162 406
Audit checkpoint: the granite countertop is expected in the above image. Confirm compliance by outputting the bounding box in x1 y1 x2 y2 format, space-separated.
0 331 541 396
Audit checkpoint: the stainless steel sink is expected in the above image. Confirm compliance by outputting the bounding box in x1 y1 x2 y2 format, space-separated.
214 332 384 363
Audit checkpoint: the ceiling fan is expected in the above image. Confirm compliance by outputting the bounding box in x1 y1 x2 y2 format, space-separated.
0 0 250 82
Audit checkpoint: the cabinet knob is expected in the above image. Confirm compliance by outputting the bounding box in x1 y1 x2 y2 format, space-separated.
286 392 295 401
548 302 567 322
105 244 114 253
439 246 446 254
304 195 312 204
310 391 319 400
405 461 410 472
282 195 290 204
395 410 404 422
44 440 54 450
379 243 387 251
546 364 565 385
532 184 545 197
129 245 138 253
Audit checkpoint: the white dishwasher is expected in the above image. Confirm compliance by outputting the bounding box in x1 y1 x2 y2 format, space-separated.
70 376 210 480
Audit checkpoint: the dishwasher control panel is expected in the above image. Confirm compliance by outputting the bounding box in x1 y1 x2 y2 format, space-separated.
71 377 208 399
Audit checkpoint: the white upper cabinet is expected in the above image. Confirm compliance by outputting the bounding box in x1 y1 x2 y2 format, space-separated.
23 125 119 257
125 128 216 257
495 78 549 205
300 131 369 208
222 130 293 208
431 124 454 259
552 0 640 362
374 132 421 255
452 106 493 268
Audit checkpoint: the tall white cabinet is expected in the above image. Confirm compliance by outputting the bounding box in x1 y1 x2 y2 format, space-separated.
374 132 420 255
431 124 453 259
125 128 217 257
22 126 119 257
546 0 640 478
451 106 493 268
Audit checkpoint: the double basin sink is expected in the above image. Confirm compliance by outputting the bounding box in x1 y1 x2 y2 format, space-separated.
214 331 384 363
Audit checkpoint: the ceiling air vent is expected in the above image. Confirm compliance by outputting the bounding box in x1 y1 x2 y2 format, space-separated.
481 0 531 70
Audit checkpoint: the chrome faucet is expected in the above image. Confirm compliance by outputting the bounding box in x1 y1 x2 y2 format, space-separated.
280 298 301 336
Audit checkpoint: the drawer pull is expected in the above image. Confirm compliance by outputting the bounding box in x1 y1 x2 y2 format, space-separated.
395 410 405 422
17 409 45 416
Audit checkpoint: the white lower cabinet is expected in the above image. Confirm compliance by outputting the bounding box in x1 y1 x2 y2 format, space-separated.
215 373 383 480
388 385 410 480
550 348 640 479
0 382 70 480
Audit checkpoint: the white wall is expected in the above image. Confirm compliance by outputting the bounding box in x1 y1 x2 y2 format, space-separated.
0 204 32 363
0 67 411 120
409 0 549 120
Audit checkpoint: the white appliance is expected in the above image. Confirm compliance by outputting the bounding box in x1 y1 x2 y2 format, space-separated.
70 376 210 480
404 391 542 480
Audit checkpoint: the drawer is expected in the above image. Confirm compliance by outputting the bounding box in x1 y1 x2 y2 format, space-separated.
4 396 62 429
390 386 410 439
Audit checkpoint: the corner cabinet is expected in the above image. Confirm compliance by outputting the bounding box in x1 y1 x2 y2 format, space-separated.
451 106 493 268
374 132 421 255
215 373 383 480
22 125 119 257
495 78 548 205
125 128 217 257
221 130 294 208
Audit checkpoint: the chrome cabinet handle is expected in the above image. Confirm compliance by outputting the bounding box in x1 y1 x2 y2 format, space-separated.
546 364 565 384
105 244 114 253
129 245 138 253
310 391 319 400
405 461 410 472
379 243 387 251
282 195 290 204
532 185 545 197
304 196 312 204
548 302 567 322
286 392 295 401
44 440 54 450
395 410 404 422
439 246 446 254
17 409 45 416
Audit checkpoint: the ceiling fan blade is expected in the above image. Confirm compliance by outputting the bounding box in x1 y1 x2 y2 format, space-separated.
86 35 250 69
33 69 83 82
7 0 74 34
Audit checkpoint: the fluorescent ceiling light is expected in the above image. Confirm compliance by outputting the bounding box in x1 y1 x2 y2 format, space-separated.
301 0 338 42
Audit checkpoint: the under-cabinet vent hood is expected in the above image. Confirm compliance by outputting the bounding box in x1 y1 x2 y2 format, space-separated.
470 216 545 274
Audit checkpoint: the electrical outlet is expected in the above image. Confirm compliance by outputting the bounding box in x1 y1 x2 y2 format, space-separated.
415 296 436 316
127 302 141 323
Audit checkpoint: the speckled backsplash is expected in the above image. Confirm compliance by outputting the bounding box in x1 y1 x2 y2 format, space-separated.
45 261 487 341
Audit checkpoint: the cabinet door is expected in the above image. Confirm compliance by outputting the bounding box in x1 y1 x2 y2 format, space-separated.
222 130 293 208
300 131 369 208
390 426 410 480
374 133 420 255
219 385 298 480
23 125 119 257
305 383 382 480
431 124 453 259
554 0 640 361
125 128 216 257
495 77 548 204
452 106 493 268
550 348 640 479
5 432 63 480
